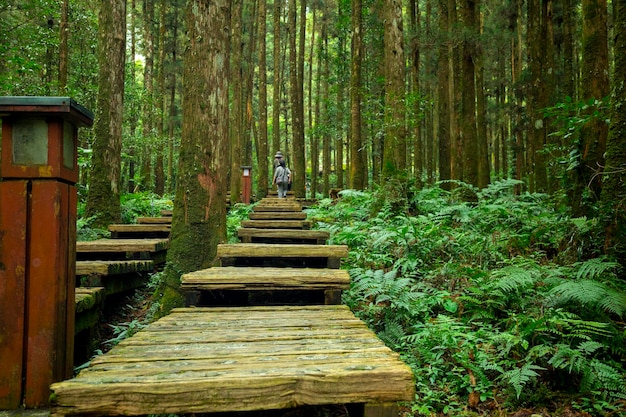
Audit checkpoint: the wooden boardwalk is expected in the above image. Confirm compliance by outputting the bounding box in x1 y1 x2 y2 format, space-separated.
56 197 414 417
50 305 414 416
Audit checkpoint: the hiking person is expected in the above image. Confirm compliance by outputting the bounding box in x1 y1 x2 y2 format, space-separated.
273 159 291 198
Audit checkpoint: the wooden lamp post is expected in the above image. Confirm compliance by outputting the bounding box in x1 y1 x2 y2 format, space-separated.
241 165 252 204
0 97 93 409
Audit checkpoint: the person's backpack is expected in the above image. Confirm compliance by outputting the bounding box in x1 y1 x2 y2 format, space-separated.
276 166 286 185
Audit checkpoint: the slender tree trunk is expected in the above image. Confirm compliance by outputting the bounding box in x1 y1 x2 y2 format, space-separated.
141 0 155 191
600 0 626 266
460 0 478 188
257 0 269 198
154 0 166 195
322 19 331 195
229 0 243 203
571 0 609 216
476 4 489 188
382 0 406 177
291 0 306 198
85 0 126 228
157 0 231 315
128 0 138 194
409 0 422 183
350 0 365 189
58 0 69 93
272 0 282 158
438 0 451 187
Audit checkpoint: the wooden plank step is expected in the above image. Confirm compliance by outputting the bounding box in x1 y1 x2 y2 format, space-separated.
135 216 172 224
161 209 173 216
76 260 154 276
50 305 414 417
108 224 171 238
248 211 307 220
75 287 105 334
76 238 168 263
241 219 311 229
237 228 329 244
182 266 349 305
217 243 349 269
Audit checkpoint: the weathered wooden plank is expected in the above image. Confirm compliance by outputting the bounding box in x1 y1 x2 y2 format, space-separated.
248 212 307 220
108 224 171 233
76 238 169 253
181 267 348 290
74 287 105 313
237 228 329 244
241 220 312 229
217 244 348 259
76 260 154 276
50 306 414 416
136 216 172 224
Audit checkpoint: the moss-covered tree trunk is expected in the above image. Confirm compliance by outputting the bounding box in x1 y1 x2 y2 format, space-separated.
229 0 243 204
257 0 269 199
571 0 609 217
349 0 365 189
437 0 451 186
600 0 626 266
382 0 406 177
156 0 230 315
85 0 126 229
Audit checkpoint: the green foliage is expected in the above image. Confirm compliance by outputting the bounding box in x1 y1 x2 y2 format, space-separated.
313 183 626 415
227 203 254 243
120 192 173 223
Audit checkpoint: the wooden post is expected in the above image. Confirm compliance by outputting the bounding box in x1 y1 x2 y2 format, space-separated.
0 97 93 409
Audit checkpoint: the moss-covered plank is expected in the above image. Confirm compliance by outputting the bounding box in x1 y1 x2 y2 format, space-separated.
76 260 154 276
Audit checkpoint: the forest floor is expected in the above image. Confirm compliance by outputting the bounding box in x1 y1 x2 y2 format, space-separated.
93 289 595 417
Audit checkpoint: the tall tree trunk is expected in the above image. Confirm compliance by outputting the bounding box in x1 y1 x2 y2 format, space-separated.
257 0 269 198
58 0 69 93
409 0 422 183
158 0 231 315
382 0 406 177
141 0 155 191
438 0 451 187
289 0 305 198
571 0 609 216
350 0 366 189
476 4 489 188
167 2 180 194
229 0 243 203
512 0 524 192
128 0 138 194
292 0 306 197
460 0 478 188
322 19 331 195
154 0 166 195
600 0 626 266
272 0 282 158
85 0 126 228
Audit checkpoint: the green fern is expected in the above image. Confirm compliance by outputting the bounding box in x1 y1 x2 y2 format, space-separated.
548 279 626 318
500 363 545 399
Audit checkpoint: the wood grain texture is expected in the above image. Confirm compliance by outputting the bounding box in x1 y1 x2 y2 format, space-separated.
217 244 349 259
181 267 350 290
76 238 169 253
50 305 414 416
241 220 312 229
75 260 154 276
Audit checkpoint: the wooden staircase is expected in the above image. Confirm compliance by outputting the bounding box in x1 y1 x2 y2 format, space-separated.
54 198 414 417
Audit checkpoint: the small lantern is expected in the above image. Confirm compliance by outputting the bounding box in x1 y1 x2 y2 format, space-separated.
0 96 93 409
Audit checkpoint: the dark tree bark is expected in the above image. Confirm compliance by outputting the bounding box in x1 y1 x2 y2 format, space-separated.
272 0 282 157
141 0 155 191
460 0 478 188
257 0 269 198
571 0 609 217
85 0 126 228
157 0 231 315
382 0 406 177
349 0 366 189
600 0 626 266
437 0 451 187
229 0 243 204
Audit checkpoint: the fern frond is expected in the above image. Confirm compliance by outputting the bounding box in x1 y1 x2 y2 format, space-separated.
575 258 621 280
548 279 626 317
489 266 538 293
500 363 545 399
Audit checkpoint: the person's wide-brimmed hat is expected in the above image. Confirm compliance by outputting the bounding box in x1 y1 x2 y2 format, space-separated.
274 151 283 158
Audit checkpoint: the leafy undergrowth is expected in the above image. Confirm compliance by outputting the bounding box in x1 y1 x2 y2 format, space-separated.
308 180 626 417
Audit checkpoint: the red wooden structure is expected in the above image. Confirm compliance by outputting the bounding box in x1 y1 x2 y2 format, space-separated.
0 97 93 409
